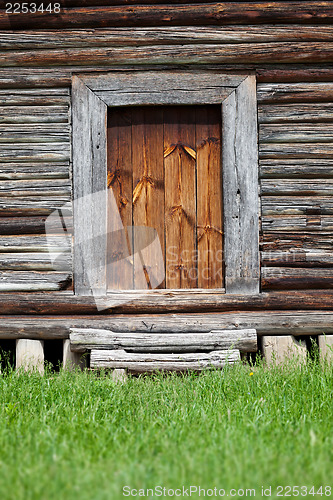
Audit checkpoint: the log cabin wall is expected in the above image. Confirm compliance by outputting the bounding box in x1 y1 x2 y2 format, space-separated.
0 1 333 301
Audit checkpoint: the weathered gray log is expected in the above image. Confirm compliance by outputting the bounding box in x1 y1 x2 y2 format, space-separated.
2 3 333 29
0 179 71 196
2 312 333 339
69 328 257 353
261 232 333 251
0 144 70 163
0 124 70 143
0 272 72 292
257 82 333 103
261 180 333 196
258 103 333 123
0 90 70 106
260 124 333 143
3 27 333 50
262 196 333 215
222 75 260 293
90 349 241 372
0 253 72 271
0 197 72 216
0 216 72 235
262 215 333 232
0 235 71 252
0 162 70 180
262 251 333 267
260 159 333 179
262 267 333 290
0 106 69 123
260 144 333 159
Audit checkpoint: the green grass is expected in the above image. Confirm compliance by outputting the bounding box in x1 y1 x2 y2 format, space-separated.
0 357 332 500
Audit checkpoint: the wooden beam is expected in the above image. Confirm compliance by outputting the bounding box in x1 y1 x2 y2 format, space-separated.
262 335 307 365
2 3 333 29
69 328 257 353
16 339 44 373
1 312 333 339
0 291 333 315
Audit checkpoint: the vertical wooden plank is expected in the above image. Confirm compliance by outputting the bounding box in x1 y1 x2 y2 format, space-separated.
196 106 223 289
72 76 108 295
63 339 86 370
262 335 307 366
16 339 44 374
107 108 133 290
132 108 165 289
318 335 333 364
222 75 260 294
164 107 197 288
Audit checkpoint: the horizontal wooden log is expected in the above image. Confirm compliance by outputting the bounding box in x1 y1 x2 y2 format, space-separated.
256 66 333 83
0 90 70 106
261 232 333 251
260 124 333 143
262 267 333 290
0 125 70 143
1 291 333 315
90 349 241 372
261 180 333 196
258 103 333 123
0 106 69 123
0 235 71 252
262 196 333 215
257 83 333 103
260 143 333 159
262 215 333 232
2 3 333 29
0 216 72 235
0 253 72 271
69 328 257 353
0 162 70 180
0 271 72 292
0 197 72 216
0 179 71 196
2 312 333 339
0 42 333 67
262 251 333 267
260 159 333 178
2 26 333 50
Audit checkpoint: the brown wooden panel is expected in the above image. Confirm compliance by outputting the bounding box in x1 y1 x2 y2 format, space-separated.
196 106 223 288
107 109 133 290
164 107 197 288
132 108 164 289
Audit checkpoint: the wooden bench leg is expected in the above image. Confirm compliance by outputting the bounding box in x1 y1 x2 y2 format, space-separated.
16 339 44 374
63 339 86 370
262 336 307 366
318 335 333 364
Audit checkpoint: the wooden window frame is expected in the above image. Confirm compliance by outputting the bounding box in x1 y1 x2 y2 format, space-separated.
72 70 259 296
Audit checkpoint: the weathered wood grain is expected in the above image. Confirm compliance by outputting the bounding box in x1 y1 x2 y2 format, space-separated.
2 312 333 339
257 83 333 103
2 27 333 50
260 124 333 143
0 272 72 292
0 252 72 271
0 235 71 253
16 339 44 374
258 103 333 124
262 251 333 267
2 3 333 29
262 267 333 290
0 216 72 235
0 124 70 143
261 232 333 251
262 335 307 366
222 75 259 293
90 348 241 371
260 159 333 178
0 89 70 106
164 106 197 288
261 180 333 196
0 179 71 196
0 197 72 216
1 291 333 315
0 106 69 123
262 196 333 215
72 76 108 295
260 143 333 159
70 328 257 353
262 216 333 232
0 162 69 180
